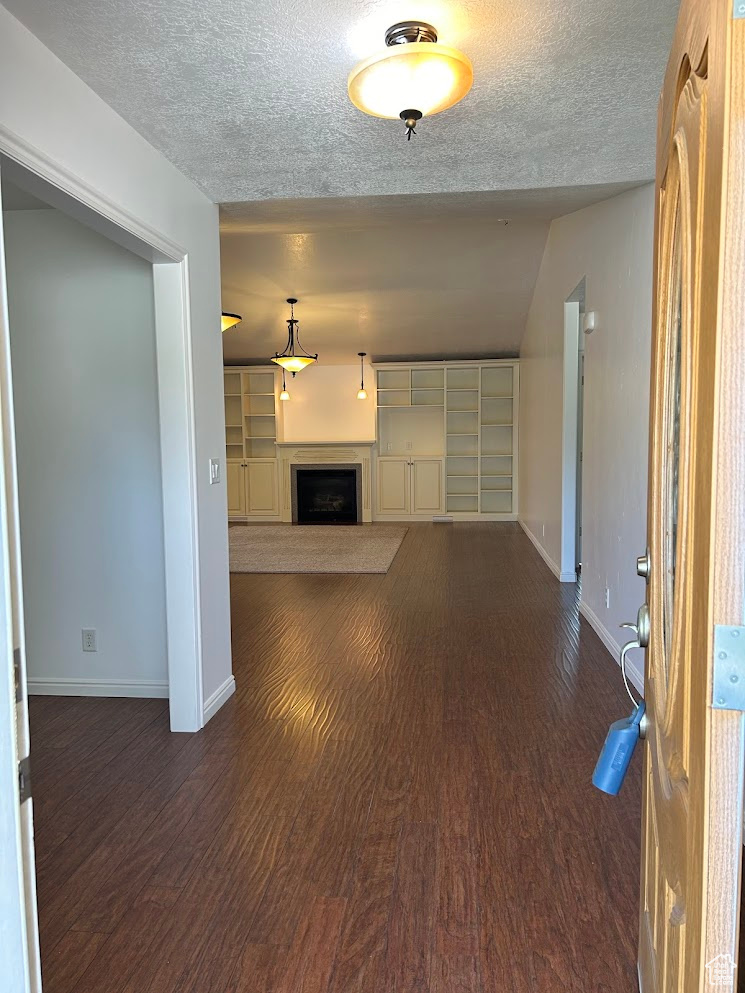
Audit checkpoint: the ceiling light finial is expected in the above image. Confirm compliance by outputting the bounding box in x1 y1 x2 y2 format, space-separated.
400 110 422 140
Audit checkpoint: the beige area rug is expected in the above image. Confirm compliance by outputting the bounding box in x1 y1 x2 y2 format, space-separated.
229 524 408 574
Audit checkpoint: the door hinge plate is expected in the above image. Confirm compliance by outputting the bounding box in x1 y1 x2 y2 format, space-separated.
14 648 22 703
735 0 745 18
712 626 745 710
18 755 31 804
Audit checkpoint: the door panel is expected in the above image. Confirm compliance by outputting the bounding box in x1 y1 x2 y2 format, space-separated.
245 460 278 516
0 169 41 990
411 458 443 514
377 459 409 514
638 3 745 991
226 461 245 517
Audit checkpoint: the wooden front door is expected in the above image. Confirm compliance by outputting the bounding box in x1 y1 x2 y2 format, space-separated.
638 1 745 990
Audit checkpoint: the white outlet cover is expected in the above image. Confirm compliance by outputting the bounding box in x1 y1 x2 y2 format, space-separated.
209 458 220 484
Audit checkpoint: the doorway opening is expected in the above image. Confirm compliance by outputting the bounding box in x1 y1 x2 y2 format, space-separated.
560 278 585 582
0 148 209 986
0 153 204 733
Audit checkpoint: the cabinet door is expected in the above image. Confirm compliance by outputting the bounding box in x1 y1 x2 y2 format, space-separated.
246 460 278 516
411 458 443 514
377 459 409 514
226 461 246 517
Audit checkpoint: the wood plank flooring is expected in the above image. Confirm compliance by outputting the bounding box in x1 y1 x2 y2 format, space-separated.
30 523 642 993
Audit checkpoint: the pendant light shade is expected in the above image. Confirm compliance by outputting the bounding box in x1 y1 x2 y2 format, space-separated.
357 352 368 400
221 312 242 332
279 370 290 401
271 298 318 376
348 22 473 139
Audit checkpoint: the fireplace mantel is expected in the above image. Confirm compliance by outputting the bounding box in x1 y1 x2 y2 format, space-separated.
276 441 376 523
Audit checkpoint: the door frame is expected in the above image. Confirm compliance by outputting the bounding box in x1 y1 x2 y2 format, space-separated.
0 131 204 734
560 298 582 581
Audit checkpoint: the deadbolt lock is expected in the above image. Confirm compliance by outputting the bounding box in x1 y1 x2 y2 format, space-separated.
637 549 651 581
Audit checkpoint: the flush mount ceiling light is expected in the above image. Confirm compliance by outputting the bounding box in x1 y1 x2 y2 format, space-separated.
271 298 318 376
357 352 368 399
348 21 473 140
221 312 242 332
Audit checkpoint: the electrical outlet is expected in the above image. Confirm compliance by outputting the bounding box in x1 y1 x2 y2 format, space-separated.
405 441 412 450
387 442 392 452
82 628 97 652
604 587 611 609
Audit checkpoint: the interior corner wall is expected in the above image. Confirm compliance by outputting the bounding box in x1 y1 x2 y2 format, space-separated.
0 5 232 719
280 363 376 443
4 208 168 695
518 183 654 678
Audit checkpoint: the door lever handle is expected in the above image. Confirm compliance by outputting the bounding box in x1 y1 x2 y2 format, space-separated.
593 604 649 795
621 604 650 649
618 636 646 730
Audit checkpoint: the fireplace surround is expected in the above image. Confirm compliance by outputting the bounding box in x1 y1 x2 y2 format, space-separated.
276 442 376 524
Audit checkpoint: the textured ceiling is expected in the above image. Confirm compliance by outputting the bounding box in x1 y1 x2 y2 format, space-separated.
4 0 679 203
220 183 638 364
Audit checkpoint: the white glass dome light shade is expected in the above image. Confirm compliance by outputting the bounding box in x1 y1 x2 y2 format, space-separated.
348 42 473 121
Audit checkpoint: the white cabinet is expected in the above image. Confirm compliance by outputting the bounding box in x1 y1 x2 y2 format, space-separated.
377 458 410 514
246 460 279 516
226 461 246 517
377 457 443 516
226 459 280 518
411 458 443 514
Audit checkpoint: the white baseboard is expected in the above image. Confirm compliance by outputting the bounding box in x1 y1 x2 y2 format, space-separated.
579 599 644 696
372 514 518 523
202 674 236 725
518 518 565 582
27 677 169 698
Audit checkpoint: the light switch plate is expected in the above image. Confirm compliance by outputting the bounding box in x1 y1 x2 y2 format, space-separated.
209 458 220 484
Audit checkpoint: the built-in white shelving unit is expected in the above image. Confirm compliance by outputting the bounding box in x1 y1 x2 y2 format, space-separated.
224 366 281 520
375 360 518 520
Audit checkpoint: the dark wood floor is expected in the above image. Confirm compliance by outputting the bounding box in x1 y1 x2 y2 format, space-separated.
31 523 641 993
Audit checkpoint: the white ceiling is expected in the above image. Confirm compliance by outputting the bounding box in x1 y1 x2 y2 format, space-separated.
221 184 637 363
4 0 679 203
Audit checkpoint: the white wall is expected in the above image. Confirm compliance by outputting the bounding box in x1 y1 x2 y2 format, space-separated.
519 184 654 684
0 5 232 713
4 208 168 694
280 363 376 442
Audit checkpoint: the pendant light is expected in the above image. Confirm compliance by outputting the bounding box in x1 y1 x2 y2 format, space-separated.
280 370 290 401
348 21 473 140
357 352 368 400
221 312 242 332
271 298 318 376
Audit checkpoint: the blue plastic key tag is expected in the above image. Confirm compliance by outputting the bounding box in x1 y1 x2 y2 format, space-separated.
592 701 646 796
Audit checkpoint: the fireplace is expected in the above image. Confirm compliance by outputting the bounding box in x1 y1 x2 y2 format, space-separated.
293 464 361 524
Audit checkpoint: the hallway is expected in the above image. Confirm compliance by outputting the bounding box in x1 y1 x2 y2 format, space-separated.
31 523 641 993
